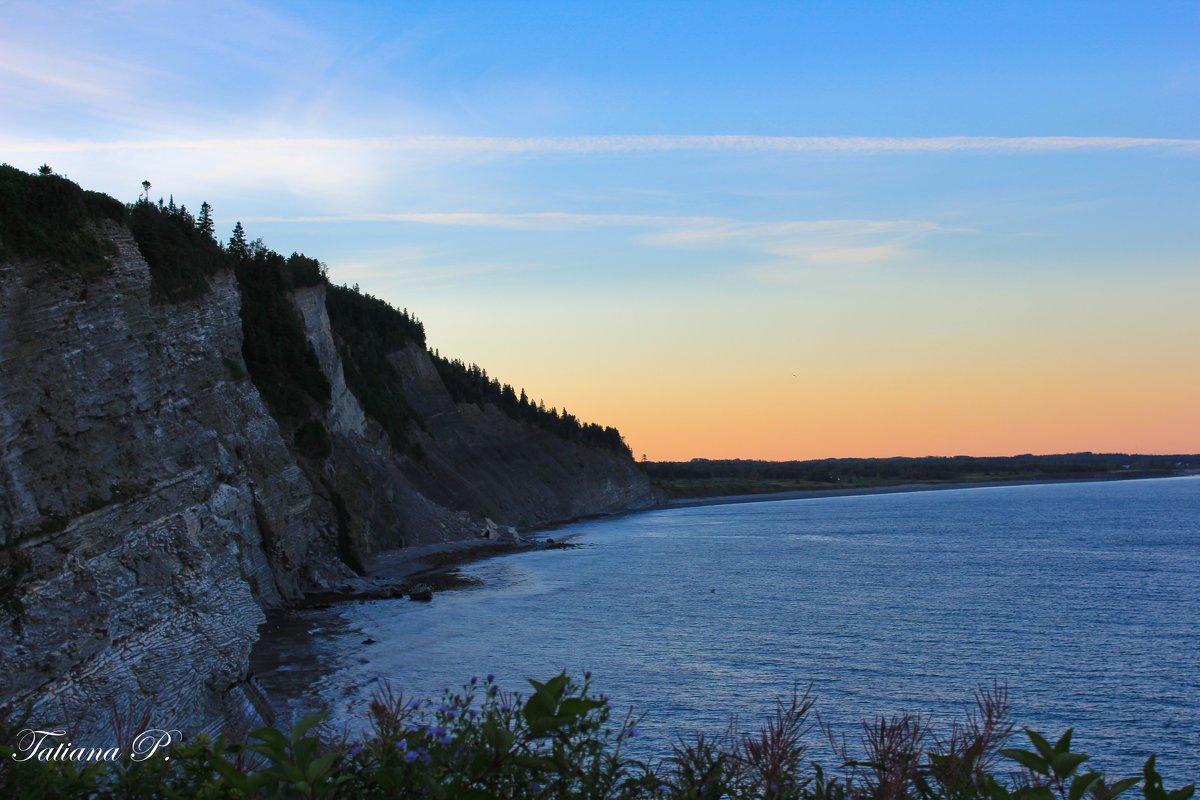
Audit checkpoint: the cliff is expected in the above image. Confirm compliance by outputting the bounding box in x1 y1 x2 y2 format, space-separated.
0 167 653 738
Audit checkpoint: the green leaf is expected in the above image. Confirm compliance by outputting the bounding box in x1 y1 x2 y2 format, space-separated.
1056 729 1075 754
250 725 289 751
1015 787 1056 800
981 775 1013 800
1026 730 1056 761
1052 752 1090 779
559 697 604 718
290 712 328 744
1070 772 1104 800
524 689 554 721
527 713 574 738
1106 776 1142 799
210 757 252 791
1166 787 1195 800
513 754 557 772
543 673 569 700
1002 748 1050 775
306 751 338 782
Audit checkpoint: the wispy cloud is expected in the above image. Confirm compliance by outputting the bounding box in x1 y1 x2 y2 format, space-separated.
241 209 943 239
242 211 701 229
8 134 1200 156
325 246 526 287
241 210 945 279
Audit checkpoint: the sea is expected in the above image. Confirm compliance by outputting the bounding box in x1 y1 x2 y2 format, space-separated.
253 476 1200 779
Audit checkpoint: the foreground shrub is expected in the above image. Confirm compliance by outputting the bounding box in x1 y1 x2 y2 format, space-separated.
1 674 1193 799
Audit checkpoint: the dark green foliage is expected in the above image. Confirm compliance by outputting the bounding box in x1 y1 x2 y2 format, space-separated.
126 198 227 302
287 251 327 288
432 352 631 456
327 283 425 349
236 248 331 420
0 164 125 275
324 283 632 458
228 221 249 259
1 674 1193 799
646 453 1200 498
325 283 425 453
196 201 215 240
295 418 333 460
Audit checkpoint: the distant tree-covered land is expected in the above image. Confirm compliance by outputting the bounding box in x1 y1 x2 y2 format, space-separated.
645 453 1200 499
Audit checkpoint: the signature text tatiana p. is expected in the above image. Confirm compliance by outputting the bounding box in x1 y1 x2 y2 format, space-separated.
10 728 181 763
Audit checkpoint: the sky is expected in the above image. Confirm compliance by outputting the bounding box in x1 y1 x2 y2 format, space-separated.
3 0 1198 460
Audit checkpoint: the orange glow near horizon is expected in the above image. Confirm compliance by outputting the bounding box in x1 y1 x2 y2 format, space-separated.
554 354 1200 461
405 269 1200 462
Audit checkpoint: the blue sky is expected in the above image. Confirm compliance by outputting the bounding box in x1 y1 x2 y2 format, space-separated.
3 1 1198 458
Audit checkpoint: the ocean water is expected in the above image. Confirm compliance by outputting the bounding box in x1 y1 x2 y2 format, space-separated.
254 477 1200 778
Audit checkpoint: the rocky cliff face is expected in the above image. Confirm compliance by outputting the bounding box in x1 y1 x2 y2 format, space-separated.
0 215 652 739
388 341 655 529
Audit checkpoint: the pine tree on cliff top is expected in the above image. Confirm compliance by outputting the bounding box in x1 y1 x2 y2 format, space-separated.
197 202 214 240
228 221 248 259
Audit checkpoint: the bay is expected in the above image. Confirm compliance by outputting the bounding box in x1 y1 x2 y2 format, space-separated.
254 476 1200 778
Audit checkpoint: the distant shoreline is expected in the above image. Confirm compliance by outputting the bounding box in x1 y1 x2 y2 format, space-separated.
292 472 1198 608
664 471 1199 510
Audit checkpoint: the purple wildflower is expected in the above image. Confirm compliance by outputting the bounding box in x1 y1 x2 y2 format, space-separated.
403 750 418 763
396 739 408 752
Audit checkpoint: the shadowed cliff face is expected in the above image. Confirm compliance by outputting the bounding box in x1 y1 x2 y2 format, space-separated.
288 285 655 562
388 341 655 528
0 212 652 739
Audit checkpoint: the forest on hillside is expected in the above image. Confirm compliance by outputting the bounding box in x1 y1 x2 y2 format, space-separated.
646 453 1200 498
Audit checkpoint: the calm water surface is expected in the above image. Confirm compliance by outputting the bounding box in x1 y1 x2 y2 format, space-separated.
255 477 1200 776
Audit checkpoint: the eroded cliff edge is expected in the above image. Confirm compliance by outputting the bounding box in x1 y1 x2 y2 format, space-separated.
0 169 653 738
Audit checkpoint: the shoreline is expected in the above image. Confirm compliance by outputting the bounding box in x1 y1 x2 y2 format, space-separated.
294 472 1198 607
663 471 1197 509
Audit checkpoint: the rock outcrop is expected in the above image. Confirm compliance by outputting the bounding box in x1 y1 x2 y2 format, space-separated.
0 209 652 739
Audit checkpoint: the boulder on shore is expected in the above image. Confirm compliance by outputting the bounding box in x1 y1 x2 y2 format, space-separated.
482 517 520 543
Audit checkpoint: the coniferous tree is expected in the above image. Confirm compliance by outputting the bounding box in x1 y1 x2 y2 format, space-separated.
141 180 151 201
37 164 52 176
229 221 249 259
196 202 215 240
